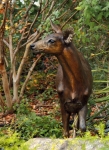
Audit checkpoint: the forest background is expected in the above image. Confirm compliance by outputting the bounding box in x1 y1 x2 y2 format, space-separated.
0 0 109 148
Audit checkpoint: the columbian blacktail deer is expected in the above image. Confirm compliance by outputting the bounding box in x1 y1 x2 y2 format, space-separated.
30 21 93 137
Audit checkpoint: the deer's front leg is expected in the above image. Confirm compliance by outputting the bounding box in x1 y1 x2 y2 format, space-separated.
78 104 87 132
60 99 70 137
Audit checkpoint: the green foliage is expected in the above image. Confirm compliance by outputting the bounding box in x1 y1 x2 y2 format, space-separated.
77 0 109 24
25 71 57 101
35 87 55 101
0 130 28 150
12 101 62 140
94 122 105 138
1 0 109 142
73 0 109 108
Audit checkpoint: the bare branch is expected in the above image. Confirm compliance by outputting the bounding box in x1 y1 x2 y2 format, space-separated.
56 0 69 11
15 31 43 90
41 0 49 13
12 1 35 60
3 39 9 48
55 9 70 20
19 54 43 101
20 30 44 49
61 11 78 29
23 1 35 19
12 1 42 61
27 0 42 38
28 30 39 41
4 56 8 67
9 1 14 64
12 33 27 63
44 0 55 20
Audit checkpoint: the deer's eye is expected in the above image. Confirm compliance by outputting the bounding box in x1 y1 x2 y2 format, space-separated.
48 39 56 44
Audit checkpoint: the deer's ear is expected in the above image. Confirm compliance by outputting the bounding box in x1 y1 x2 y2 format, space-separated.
50 20 62 33
63 29 74 44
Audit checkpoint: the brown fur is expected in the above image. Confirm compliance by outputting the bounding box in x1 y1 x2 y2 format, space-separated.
30 22 93 137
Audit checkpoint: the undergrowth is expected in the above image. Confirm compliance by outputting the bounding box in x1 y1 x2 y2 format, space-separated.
0 100 109 149
0 100 62 149
12 100 62 140
0 122 109 150
0 130 28 150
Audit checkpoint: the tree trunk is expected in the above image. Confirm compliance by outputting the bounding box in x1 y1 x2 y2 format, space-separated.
0 92 6 112
0 64 12 109
0 0 12 110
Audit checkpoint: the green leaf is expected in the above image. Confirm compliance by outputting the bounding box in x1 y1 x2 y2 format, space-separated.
102 2 109 11
75 6 82 10
94 96 109 103
97 12 103 21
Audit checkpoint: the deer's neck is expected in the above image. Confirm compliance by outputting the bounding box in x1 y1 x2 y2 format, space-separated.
57 46 85 91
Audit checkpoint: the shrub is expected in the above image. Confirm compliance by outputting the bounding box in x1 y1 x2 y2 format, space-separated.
12 101 62 140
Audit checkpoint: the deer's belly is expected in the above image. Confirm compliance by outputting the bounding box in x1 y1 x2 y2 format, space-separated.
64 100 83 113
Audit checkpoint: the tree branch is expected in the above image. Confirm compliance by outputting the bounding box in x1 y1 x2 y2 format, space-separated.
44 0 55 20
55 9 70 20
20 30 44 49
3 39 9 48
16 31 42 89
0 0 8 29
27 0 42 38
61 10 78 29
23 1 35 19
41 0 49 20
0 92 6 112
0 0 8 64
19 54 43 101
56 0 69 11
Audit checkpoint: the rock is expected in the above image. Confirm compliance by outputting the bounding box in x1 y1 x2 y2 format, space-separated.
105 120 109 133
106 120 109 128
26 138 109 150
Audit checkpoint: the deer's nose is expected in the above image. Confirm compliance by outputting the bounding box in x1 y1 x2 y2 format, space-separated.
30 44 35 50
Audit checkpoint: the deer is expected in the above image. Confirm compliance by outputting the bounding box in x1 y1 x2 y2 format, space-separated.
30 21 93 138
